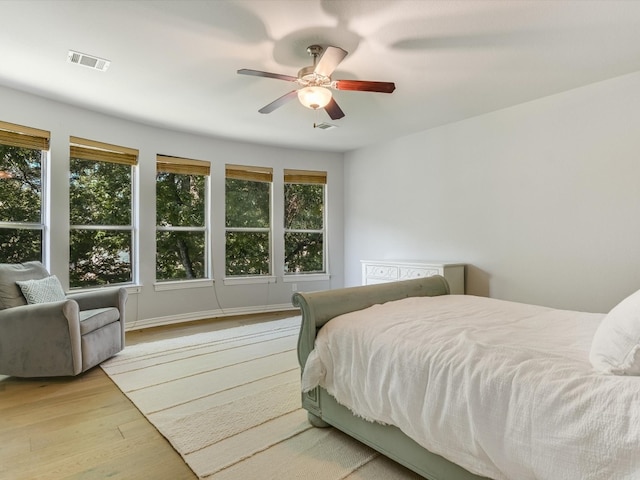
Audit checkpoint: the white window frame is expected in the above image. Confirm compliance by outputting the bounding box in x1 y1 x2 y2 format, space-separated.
223 164 274 283
283 169 328 277
154 154 211 286
0 121 50 266
68 136 138 289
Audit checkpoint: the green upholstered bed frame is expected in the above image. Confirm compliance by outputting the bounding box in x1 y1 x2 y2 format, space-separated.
293 276 489 480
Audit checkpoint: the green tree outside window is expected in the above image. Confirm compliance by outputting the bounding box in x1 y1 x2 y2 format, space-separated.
0 144 43 263
156 164 207 281
69 137 137 288
225 165 272 276
284 170 326 274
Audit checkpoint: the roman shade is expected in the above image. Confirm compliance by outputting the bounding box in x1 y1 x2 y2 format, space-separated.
70 136 138 165
284 169 327 185
226 164 273 183
157 155 210 176
0 120 50 150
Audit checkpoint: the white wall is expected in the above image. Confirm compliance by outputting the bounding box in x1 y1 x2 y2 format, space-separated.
0 85 344 327
344 70 640 313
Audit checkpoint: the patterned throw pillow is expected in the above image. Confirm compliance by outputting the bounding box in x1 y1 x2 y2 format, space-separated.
16 275 66 304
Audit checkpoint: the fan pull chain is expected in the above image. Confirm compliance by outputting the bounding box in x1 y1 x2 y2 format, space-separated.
312 108 321 128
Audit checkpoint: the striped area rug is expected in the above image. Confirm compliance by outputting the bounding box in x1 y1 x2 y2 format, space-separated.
101 317 420 479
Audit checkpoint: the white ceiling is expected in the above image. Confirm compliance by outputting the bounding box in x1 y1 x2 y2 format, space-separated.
2 0 640 153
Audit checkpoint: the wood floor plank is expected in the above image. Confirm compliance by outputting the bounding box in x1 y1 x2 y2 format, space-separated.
15 432 188 479
63 441 197 480
0 312 291 479
2 385 129 430
0 371 107 411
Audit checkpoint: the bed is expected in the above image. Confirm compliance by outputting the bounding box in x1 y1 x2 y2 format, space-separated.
292 276 640 480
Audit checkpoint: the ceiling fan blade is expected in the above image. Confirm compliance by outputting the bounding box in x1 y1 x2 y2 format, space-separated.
314 46 348 77
324 97 345 120
258 90 298 114
334 80 396 94
237 69 297 82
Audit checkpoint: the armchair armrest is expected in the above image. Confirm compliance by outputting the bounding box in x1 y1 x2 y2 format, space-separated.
67 287 127 346
67 287 126 311
0 300 82 377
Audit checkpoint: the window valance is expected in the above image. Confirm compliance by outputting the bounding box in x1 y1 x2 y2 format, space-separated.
157 155 210 176
70 136 138 165
284 169 327 185
0 120 50 150
226 164 273 183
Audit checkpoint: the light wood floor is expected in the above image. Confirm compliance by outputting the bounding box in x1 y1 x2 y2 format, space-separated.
0 311 296 480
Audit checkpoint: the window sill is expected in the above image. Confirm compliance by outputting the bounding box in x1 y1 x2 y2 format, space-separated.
154 279 214 291
223 276 277 286
67 284 142 295
282 273 330 282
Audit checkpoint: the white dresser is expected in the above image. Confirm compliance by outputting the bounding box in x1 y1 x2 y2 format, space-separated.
361 260 465 294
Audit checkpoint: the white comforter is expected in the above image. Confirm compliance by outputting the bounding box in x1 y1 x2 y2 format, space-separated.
302 295 640 480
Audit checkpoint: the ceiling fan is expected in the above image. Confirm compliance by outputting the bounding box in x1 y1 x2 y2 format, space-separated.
237 45 396 120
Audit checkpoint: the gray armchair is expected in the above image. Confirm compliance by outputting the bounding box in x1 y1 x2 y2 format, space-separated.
0 261 127 377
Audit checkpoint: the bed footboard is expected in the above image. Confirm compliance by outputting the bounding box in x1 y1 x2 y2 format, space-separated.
293 276 450 420
293 275 450 371
292 275 488 480
292 275 450 427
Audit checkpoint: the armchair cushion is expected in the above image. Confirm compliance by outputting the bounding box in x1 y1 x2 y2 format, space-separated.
79 307 120 335
0 261 49 309
16 275 66 305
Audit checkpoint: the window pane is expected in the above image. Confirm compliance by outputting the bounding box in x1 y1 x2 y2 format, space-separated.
225 231 270 276
69 229 132 288
284 184 323 230
156 231 205 281
0 145 41 223
0 228 42 263
225 178 270 228
69 158 131 226
285 232 323 273
156 173 205 226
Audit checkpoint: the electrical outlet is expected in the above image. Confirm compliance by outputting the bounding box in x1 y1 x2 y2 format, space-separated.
291 283 298 292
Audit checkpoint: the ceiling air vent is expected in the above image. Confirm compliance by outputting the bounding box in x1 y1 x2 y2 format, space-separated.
314 122 338 130
67 50 111 72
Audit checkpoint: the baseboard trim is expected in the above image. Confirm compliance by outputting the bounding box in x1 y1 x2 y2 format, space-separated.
125 303 299 331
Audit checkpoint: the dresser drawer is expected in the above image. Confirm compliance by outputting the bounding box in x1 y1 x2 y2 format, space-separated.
399 267 440 280
365 265 398 281
362 260 465 293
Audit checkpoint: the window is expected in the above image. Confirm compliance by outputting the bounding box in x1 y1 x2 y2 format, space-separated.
225 164 272 276
0 121 49 263
156 155 209 281
284 169 326 274
69 137 137 288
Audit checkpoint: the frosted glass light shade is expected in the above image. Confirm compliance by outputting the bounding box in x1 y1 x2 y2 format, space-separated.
297 86 332 110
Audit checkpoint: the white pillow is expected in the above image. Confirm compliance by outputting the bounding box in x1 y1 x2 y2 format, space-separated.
16 275 66 305
590 288 640 375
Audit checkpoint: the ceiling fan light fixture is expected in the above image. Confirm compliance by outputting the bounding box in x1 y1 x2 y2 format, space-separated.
238 44 395 119
297 86 332 110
